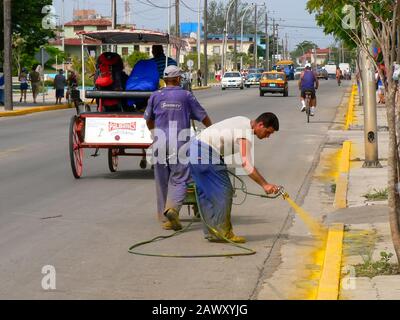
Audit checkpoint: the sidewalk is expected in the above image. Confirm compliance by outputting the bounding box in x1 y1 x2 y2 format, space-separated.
257 82 400 300
330 93 400 299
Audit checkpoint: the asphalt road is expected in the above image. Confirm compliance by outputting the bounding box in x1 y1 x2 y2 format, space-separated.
0 79 349 299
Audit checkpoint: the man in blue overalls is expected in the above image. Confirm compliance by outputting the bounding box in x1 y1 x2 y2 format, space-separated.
145 65 212 230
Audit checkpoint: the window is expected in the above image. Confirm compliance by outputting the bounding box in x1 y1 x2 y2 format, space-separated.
134 45 140 51
213 46 220 54
228 45 233 51
74 26 84 32
145 47 150 54
97 26 108 31
192 46 198 53
122 47 129 56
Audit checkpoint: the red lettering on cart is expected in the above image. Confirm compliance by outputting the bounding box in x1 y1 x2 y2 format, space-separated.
108 122 137 132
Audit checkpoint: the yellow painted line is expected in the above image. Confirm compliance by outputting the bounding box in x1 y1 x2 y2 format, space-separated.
345 85 357 130
316 223 344 300
0 104 72 117
192 85 211 91
334 141 351 209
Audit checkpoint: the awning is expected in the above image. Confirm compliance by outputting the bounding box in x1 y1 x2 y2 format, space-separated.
77 29 188 50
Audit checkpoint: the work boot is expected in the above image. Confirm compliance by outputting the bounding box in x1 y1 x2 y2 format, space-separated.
300 105 306 112
162 221 173 230
165 209 182 231
206 231 246 244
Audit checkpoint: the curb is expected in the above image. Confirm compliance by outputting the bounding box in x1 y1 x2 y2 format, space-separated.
345 85 358 130
192 85 212 91
0 104 72 117
316 223 344 300
334 140 351 209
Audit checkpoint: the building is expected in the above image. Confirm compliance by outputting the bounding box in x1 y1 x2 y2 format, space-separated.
297 48 330 67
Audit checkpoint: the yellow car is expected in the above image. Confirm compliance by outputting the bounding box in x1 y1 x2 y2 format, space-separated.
259 71 288 97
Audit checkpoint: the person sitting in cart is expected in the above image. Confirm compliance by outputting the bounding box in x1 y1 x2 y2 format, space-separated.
150 45 177 80
144 65 212 230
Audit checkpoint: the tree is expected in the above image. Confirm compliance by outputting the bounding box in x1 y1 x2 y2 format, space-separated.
0 0 55 57
308 0 400 266
291 41 319 61
126 51 150 69
207 0 266 35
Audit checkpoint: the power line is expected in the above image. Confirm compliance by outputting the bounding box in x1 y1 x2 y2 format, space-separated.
135 0 175 9
181 0 201 13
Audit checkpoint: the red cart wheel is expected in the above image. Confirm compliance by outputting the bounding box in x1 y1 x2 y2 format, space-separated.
108 148 118 172
69 115 84 178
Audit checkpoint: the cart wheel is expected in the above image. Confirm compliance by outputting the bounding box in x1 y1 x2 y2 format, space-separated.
69 115 84 178
108 148 119 172
139 159 147 169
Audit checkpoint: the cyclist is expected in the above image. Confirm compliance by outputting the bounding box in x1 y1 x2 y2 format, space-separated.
299 63 319 116
336 66 342 86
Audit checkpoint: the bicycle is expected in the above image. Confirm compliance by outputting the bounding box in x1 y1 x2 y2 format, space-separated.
304 89 313 123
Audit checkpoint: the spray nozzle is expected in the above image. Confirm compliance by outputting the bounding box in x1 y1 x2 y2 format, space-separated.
277 186 289 199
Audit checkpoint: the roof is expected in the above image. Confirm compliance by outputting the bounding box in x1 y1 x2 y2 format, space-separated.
49 38 101 46
78 29 188 49
65 19 112 27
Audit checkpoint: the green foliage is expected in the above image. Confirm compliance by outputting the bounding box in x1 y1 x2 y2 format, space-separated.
363 188 388 201
126 51 150 68
291 41 319 60
0 0 55 56
43 46 68 69
355 251 399 278
207 0 266 35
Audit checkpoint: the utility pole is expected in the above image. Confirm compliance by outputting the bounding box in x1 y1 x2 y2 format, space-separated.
254 4 257 68
175 0 180 64
272 19 275 66
3 0 13 111
265 9 269 70
111 0 117 52
276 23 279 61
204 0 208 86
233 0 238 70
197 0 201 74
285 33 288 60
360 11 381 167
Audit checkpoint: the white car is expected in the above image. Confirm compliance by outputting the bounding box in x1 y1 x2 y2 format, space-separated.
244 73 262 88
221 72 244 90
294 67 305 80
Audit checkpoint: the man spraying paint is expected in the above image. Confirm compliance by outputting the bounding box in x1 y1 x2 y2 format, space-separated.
144 65 212 230
189 113 281 243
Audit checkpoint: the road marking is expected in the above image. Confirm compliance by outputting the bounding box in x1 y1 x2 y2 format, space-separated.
317 223 344 300
0 147 24 159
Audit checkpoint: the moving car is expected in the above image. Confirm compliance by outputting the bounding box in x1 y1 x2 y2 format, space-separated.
294 67 305 80
244 73 261 88
324 62 337 79
221 71 244 90
275 60 295 80
259 71 288 97
316 67 329 80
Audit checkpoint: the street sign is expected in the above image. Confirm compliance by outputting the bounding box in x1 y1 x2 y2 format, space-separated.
187 59 194 70
35 49 50 64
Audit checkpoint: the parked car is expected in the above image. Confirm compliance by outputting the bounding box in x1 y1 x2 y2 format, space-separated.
244 73 261 88
294 67 305 80
316 67 329 80
221 72 244 90
259 71 288 97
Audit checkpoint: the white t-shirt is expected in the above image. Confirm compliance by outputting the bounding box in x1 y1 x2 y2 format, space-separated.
197 116 253 156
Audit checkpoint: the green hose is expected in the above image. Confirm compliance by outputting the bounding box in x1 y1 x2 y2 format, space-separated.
128 171 284 258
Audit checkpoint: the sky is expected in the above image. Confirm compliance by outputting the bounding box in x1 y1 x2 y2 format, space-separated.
52 0 335 51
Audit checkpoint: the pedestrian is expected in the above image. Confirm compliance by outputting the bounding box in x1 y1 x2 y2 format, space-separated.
18 67 29 103
197 69 202 87
66 70 78 102
144 65 212 230
375 70 385 104
150 45 177 80
189 113 281 243
29 65 41 104
0 66 4 106
54 69 66 104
